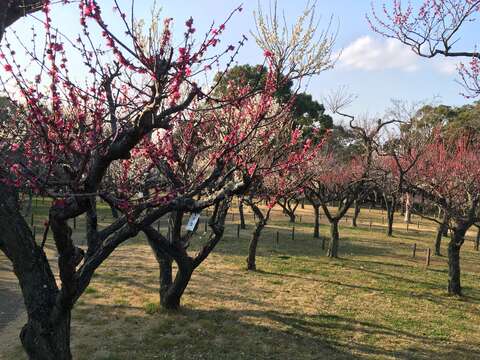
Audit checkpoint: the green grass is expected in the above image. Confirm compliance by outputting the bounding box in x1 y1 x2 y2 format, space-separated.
1 200 480 359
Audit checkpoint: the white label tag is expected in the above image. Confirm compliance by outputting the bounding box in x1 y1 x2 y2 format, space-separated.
185 213 201 231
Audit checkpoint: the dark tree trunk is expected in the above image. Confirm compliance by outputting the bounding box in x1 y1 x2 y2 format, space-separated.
144 201 230 310
0 1 46 42
246 220 266 271
161 258 194 310
442 225 449 237
0 183 72 359
352 200 360 227
278 199 298 223
386 216 392 236
313 204 320 239
327 220 339 258
434 225 444 256
383 195 396 237
147 230 194 310
447 226 467 296
434 215 448 256
287 211 296 223
158 254 173 301
110 205 119 219
21 311 72 360
239 199 246 229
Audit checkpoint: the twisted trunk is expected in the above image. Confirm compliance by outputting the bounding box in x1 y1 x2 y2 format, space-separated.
278 198 298 223
0 183 72 359
147 232 194 310
145 201 230 310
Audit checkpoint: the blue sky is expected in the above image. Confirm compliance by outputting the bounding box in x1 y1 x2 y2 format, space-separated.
6 0 479 119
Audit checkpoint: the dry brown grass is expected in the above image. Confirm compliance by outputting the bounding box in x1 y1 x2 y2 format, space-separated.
1 202 480 359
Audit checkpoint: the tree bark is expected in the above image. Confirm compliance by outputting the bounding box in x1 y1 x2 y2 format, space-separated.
21 311 72 360
313 204 320 239
0 1 45 42
327 220 339 258
434 225 444 256
447 226 467 296
145 201 230 310
352 200 360 227
434 215 448 256
246 220 266 270
161 258 194 310
147 228 195 310
238 199 246 229
287 211 296 223
278 199 297 223
0 183 72 359
110 205 119 219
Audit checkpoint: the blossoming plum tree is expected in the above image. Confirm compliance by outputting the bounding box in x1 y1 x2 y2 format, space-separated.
0 0 247 357
305 154 366 258
386 130 480 295
0 0 336 357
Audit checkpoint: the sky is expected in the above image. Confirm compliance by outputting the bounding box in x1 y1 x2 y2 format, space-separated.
5 0 479 120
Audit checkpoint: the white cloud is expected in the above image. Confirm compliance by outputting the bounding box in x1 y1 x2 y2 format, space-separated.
432 57 459 75
338 36 419 72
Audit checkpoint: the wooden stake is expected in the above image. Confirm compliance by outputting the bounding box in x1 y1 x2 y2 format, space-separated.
292 226 295 241
412 243 417 258
237 224 240 239
426 248 431 267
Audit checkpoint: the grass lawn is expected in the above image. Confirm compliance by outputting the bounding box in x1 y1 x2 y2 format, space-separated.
1 200 480 359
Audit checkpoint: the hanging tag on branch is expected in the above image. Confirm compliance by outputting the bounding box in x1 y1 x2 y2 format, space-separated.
185 213 201 231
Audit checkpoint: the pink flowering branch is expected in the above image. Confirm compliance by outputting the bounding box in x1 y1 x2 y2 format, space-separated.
369 0 480 96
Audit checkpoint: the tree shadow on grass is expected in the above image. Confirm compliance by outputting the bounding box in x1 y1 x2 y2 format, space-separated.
74 303 480 360
253 269 453 306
